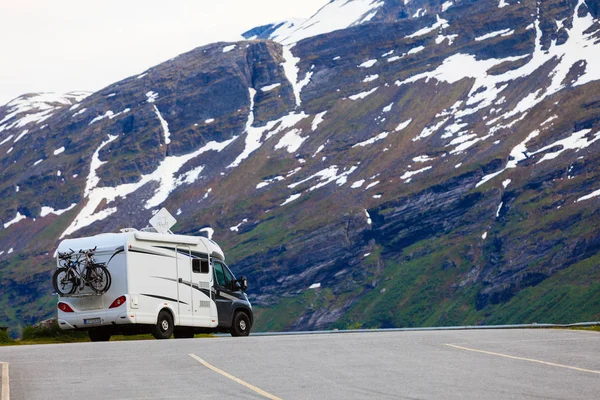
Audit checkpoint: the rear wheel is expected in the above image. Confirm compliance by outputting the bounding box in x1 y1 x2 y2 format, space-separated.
86 264 111 293
230 311 251 337
152 310 174 339
88 328 111 342
52 268 77 295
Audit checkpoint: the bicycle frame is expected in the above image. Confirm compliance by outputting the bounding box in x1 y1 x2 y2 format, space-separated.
58 247 106 290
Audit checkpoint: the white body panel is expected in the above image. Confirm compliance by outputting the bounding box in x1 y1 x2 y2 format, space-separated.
56 231 223 331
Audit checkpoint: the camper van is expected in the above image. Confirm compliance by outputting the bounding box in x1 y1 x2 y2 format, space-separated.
54 221 253 341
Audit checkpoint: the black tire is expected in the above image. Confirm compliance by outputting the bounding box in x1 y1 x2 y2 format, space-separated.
230 311 251 337
86 264 111 293
88 328 111 342
52 268 77 295
174 328 195 339
152 310 174 339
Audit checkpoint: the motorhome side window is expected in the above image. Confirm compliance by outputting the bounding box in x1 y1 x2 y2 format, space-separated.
192 258 209 274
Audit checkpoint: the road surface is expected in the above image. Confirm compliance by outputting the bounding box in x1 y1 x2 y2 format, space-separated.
1 328 599 399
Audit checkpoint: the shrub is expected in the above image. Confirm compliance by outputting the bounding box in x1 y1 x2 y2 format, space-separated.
0 328 13 344
21 320 87 341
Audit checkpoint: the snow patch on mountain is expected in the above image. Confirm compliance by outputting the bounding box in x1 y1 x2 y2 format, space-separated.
230 219 248 232
275 129 307 153
359 59 378 68
353 132 389 147
264 0 385 46
89 108 130 125
72 108 87 117
62 134 236 238
153 105 171 145
531 129 598 163
348 87 379 100
146 91 158 103
395 119 412 131
475 29 514 41
0 92 89 133
401 166 432 181
289 165 359 191
577 188 600 202
40 204 77 218
85 135 119 198
477 130 540 188
442 1 454 12
282 47 304 107
312 111 327 132
229 90 310 168
414 118 450 141
261 83 281 92
407 15 449 38
257 176 285 189
3 212 26 229
281 193 301 206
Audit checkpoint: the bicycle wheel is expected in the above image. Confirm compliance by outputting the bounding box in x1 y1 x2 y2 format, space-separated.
53 268 77 295
86 264 111 293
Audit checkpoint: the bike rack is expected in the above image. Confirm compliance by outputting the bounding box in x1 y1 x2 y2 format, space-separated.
59 292 104 298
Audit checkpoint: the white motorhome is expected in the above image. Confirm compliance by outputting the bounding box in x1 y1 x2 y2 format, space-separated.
55 225 253 341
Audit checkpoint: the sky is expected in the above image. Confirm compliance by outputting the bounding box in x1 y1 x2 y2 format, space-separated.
0 0 328 106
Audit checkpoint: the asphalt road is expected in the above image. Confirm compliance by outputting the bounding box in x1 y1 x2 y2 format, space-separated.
1 328 599 399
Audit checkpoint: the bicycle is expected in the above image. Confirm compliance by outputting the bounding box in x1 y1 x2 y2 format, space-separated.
52 247 112 296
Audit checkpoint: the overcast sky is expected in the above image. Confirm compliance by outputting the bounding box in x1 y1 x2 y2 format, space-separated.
0 0 328 106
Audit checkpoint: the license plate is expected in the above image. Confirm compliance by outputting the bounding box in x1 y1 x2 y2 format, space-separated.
84 318 101 325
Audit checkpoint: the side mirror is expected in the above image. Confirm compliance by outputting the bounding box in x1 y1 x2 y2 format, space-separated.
238 276 248 292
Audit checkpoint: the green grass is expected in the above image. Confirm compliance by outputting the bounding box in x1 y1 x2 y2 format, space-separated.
569 325 600 332
0 320 215 346
480 254 600 325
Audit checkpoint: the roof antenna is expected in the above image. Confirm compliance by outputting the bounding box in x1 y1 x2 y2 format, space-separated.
149 208 177 234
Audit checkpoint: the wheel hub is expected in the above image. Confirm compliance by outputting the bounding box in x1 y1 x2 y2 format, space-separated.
161 320 169 331
239 320 247 331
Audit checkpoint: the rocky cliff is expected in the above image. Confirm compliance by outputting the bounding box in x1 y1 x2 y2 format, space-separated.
1 0 600 335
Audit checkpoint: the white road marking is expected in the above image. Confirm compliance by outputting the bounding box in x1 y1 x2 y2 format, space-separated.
449 336 600 345
1 362 9 400
445 344 600 375
189 354 281 400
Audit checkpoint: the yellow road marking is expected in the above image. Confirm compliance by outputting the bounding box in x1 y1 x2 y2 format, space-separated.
1 362 9 400
189 354 282 400
445 344 600 375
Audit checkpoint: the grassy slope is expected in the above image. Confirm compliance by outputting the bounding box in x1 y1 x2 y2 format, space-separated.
251 174 600 332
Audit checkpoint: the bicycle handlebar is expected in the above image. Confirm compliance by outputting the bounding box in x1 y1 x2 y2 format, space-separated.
59 246 97 260
58 249 74 259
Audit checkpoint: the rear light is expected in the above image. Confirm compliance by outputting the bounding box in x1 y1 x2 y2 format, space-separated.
58 302 74 312
109 295 126 309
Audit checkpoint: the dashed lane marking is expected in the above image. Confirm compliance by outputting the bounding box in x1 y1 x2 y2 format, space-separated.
445 344 600 375
189 354 282 400
1 362 9 400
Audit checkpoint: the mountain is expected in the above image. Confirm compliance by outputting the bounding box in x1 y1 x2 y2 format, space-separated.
1 0 600 335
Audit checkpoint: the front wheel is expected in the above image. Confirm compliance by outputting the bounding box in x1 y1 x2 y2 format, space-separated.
152 310 174 339
53 268 77 295
230 312 251 337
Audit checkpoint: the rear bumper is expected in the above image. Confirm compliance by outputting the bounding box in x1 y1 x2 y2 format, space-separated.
58 308 136 330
